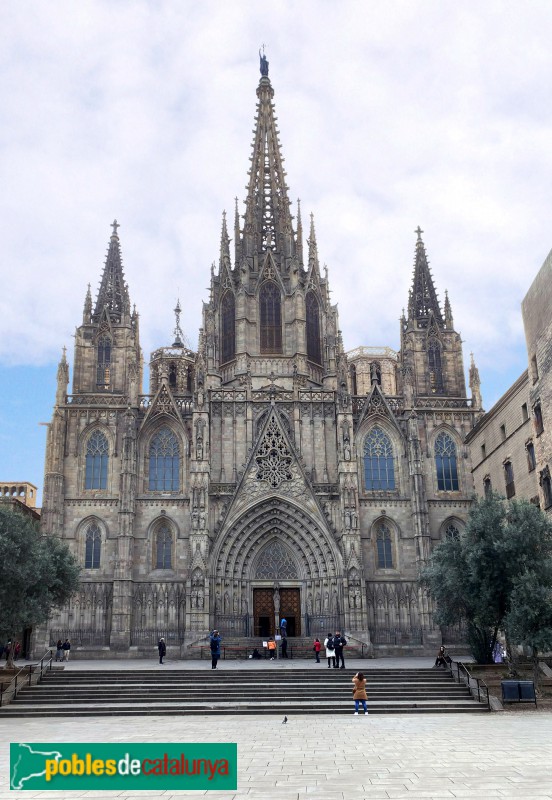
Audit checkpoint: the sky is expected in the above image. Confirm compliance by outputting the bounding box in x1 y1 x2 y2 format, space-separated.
2 1 552 504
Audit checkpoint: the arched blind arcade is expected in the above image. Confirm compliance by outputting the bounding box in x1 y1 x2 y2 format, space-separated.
84 522 101 569
155 523 173 569
428 339 444 394
260 282 282 354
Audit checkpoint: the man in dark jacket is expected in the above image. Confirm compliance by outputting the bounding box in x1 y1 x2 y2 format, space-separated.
333 631 347 669
62 639 71 662
158 637 166 664
210 630 222 669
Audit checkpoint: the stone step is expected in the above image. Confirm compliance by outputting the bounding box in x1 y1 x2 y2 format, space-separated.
0 666 487 717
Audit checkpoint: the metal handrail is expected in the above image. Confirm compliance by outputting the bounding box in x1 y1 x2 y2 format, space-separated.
451 660 491 710
0 650 53 708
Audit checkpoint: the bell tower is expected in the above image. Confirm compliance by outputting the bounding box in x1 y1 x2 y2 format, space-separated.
399 228 466 400
72 221 142 403
200 54 341 391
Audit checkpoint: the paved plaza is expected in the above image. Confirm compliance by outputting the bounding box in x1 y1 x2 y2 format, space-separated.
2 659 552 799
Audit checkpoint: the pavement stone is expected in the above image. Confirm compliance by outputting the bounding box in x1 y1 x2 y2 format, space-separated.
2 658 552 799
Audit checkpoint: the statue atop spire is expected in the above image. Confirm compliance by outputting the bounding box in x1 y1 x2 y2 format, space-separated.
259 46 269 77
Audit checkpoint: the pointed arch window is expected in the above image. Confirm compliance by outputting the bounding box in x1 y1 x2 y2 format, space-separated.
84 522 101 569
149 427 180 491
155 522 173 569
186 365 193 392
85 431 109 490
427 339 444 394
260 281 282 354
96 334 112 388
445 523 460 540
350 364 357 395
306 291 322 365
435 432 459 491
168 362 177 389
364 428 395 491
221 291 236 364
376 523 394 568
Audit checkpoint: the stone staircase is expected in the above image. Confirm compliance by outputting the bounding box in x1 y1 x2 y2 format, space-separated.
0 668 489 717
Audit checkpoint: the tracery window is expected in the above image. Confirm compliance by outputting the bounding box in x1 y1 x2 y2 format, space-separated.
428 339 444 394
221 291 236 364
364 428 395 491
84 522 101 569
155 523 173 569
96 334 112 388
435 432 459 491
149 427 180 491
445 523 460 540
255 416 292 488
260 281 282 354
255 538 299 579
376 523 393 568
306 291 322 365
85 431 109 490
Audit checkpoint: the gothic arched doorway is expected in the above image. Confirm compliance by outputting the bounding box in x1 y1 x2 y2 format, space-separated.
252 538 301 636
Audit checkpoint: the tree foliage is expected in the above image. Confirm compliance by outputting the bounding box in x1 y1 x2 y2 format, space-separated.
421 493 552 665
0 507 80 666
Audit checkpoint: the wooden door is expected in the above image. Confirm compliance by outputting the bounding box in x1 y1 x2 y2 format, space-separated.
253 588 275 637
280 588 301 636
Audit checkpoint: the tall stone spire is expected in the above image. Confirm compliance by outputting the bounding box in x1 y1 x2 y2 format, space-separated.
93 220 130 322
308 212 319 271
240 57 295 264
408 227 443 327
219 210 231 271
82 283 92 324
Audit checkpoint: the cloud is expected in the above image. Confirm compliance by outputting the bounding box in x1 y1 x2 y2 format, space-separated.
1 0 552 412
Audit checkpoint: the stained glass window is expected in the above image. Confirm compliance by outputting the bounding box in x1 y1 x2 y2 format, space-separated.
435 432 459 491
85 431 109 490
149 428 180 491
445 524 460 539
364 428 395 490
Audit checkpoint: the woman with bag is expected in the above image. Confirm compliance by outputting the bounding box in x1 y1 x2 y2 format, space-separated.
352 672 368 715
323 633 335 669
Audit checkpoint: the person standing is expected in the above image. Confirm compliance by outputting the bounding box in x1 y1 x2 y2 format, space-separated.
313 637 321 663
333 631 347 669
210 630 222 669
324 633 335 669
55 639 63 662
62 639 71 662
352 671 368 715
280 618 287 638
267 637 277 660
158 637 166 664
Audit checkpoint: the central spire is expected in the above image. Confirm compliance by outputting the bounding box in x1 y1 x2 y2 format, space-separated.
408 227 443 327
240 57 296 263
93 220 130 322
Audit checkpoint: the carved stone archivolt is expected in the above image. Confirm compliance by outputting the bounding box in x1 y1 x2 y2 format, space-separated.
213 497 341 583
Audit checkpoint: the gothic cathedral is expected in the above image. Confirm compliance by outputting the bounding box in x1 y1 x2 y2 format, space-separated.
39 61 482 657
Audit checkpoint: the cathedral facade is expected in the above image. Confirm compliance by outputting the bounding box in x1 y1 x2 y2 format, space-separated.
39 63 482 657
